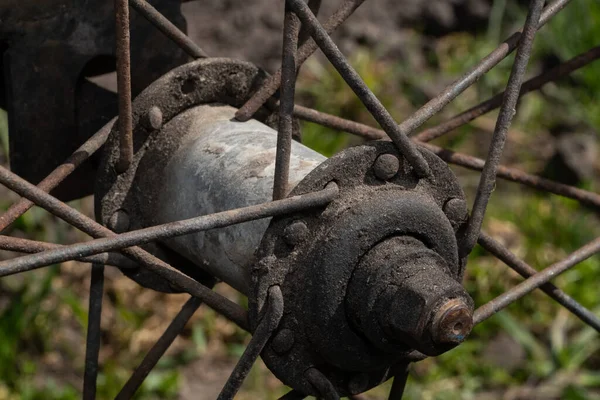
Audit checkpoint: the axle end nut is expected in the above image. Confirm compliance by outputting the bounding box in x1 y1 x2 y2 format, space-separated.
431 298 473 346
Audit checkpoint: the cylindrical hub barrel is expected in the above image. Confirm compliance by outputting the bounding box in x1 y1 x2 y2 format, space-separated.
154 105 326 293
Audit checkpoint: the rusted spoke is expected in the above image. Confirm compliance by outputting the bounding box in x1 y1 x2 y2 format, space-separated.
286 0 431 178
291 106 600 209
0 177 338 277
274 6 301 200
217 286 284 400
0 118 115 233
0 165 249 330
461 0 546 257
116 296 203 400
0 235 136 270
416 45 600 142
129 0 208 59
235 0 366 122
474 236 600 325
115 0 134 173
478 233 600 332
83 263 104 400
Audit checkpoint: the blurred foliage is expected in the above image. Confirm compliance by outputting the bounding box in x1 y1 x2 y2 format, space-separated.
0 0 600 399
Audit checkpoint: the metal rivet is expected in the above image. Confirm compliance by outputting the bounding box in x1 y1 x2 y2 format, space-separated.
443 198 467 223
373 154 400 181
108 210 130 233
348 372 370 394
143 106 163 131
271 328 295 354
283 221 309 246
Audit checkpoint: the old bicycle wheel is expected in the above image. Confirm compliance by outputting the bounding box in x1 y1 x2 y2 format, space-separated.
0 0 599 398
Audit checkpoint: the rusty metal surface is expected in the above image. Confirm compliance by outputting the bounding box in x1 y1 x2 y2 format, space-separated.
250 141 471 395
415 45 600 142
0 0 188 200
115 0 134 173
461 0 546 256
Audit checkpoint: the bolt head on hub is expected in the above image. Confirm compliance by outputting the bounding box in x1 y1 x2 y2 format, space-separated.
373 154 400 180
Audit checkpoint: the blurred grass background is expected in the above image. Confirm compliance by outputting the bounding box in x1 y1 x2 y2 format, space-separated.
1 0 600 398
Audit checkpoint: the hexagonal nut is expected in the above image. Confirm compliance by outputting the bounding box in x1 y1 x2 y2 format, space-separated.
381 286 430 348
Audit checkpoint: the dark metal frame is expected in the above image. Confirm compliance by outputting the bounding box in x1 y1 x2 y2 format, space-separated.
0 0 599 398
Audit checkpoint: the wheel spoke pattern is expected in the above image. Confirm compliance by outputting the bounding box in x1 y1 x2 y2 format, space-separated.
0 0 597 397
0 165 250 330
416 45 600 142
0 118 115 233
286 0 431 178
83 263 105 400
461 0 546 256
116 296 203 399
235 0 366 122
474 236 600 325
478 233 600 332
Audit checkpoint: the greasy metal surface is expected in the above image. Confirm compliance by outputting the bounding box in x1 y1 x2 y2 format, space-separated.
251 141 469 395
0 0 187 200
461 0 545 257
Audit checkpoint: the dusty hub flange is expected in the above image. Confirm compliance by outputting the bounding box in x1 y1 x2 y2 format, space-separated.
95 58 275 292
250 142 474 396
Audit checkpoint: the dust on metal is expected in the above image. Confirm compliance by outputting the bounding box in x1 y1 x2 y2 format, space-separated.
273 6 301 200
286 0 432 178
115 0 134 173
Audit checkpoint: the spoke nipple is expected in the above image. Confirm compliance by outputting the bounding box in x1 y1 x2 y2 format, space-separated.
348 372 370 394
442 198 468 224
143 106 164 131
283 221 309 246
373 153 400 181
271 328 295 354
108 209 130 233
431 298 473 345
